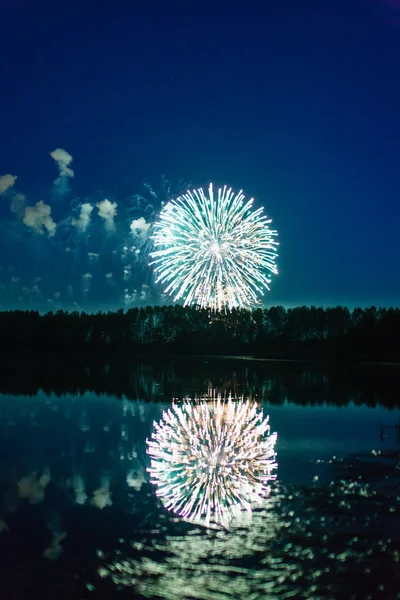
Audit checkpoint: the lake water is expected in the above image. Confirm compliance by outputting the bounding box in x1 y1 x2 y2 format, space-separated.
0 358 399 600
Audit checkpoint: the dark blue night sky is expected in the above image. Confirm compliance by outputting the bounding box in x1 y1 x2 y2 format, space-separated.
0 0 399 311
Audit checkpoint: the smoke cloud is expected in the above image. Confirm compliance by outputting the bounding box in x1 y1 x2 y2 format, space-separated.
0 174 17 195
0 174 27 219
96 199 117 232
23 201 57 236
10 192 26 217
130 216 150 239
50 148 74 194
81 272 92 293
72 202 93 232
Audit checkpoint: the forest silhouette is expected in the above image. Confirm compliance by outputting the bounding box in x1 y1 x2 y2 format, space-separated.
1 305 399 361
0 355 398 410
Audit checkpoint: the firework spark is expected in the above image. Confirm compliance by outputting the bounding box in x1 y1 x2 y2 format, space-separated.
149 184 279 310
146 397 278 527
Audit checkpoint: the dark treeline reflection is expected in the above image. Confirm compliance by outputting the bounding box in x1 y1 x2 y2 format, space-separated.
1 305 400 361
0 357 399 409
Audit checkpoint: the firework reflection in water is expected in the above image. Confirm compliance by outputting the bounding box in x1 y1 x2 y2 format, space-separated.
146 395 278 527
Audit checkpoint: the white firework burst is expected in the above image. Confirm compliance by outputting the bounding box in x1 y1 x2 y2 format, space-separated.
149 183 279 310
146 397 278 527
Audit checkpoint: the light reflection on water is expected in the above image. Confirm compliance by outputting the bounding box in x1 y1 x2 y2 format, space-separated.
0 375 399 599
146 396 278 528
96 456 400 600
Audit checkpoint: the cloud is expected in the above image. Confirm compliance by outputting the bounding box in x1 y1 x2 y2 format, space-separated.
72 202 93 232
70 474 87 506
50 148 74 178
0 174 17 195
91 477 112 510
91 486 112 509
0 175 27 217
23 201 57 236
96 199 117 231
50 148 74 194
17 469 51 505
10 192 26 217
105 272 115 286
123 265 132 281
43 531 67 561
130 216 150 238
81 272 92 293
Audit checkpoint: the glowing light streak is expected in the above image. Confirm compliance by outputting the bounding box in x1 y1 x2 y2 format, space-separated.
146 396 278 527
149 184 279 310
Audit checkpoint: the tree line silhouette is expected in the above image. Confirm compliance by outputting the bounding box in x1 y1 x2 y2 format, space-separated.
1 305 399 361
0 357 398 410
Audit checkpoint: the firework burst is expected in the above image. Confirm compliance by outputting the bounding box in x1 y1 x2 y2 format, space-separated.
149 184 279 310
146 397 278 527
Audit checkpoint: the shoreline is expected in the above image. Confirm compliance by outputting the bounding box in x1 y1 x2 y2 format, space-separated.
0 350 399 367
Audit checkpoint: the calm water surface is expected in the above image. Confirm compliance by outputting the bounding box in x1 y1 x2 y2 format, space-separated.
0 359 399 600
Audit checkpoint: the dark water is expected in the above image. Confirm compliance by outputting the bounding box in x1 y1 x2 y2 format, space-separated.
0 358 399 600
